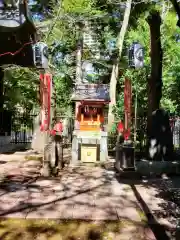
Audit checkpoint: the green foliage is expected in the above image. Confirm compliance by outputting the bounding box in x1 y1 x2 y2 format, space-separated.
111 13 151 121
2 66 39 112
47 0 180 120
44 0 108 113
53 73 73 110
4 0 180 124
109 122 117 134
114 9 180 122
161 12 180 114
62 0 97 14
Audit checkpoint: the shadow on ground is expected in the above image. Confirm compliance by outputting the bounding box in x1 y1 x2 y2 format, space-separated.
0 161 153 239
115 173 180 240
1 155 180 239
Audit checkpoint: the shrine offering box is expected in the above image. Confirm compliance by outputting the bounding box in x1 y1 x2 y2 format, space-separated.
81 144 98 162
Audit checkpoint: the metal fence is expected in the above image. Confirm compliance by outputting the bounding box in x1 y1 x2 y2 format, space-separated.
10 113 36 144
5 112 180 152
107 116 180 151
10 114 74 144
170 117 180 149
132 117 180 150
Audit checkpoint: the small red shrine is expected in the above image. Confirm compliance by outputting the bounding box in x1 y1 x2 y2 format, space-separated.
71 84 110 164
77 101 107 131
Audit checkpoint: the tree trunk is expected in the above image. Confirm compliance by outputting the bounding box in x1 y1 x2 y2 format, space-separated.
107 0 132 131
76 38 83 84
146 11 163 136
0 68 4 112
75 24 83 128
146 11 173 161
0 68 4 136
108 61 119 131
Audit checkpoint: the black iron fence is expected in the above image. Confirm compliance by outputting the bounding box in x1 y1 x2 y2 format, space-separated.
10 113 36 144
107 116 180 151
133 117 180 150
170 117 180 149
3 111 180 152
8 113 74 145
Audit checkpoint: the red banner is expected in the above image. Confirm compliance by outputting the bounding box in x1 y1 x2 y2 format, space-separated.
40 73 52 131
124 78 132 136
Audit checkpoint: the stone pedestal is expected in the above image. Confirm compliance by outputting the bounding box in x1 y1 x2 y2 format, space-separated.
71 134 78 165
71 130 108 165
31 114 44 153
115 142 135 172
100 131 108 162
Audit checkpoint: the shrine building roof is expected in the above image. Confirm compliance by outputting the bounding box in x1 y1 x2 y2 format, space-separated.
71 83 110 102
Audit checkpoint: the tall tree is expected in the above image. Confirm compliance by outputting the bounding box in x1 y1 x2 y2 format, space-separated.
107 0 132 131
146 10 174 160
146 10 163 134
0 68 4 113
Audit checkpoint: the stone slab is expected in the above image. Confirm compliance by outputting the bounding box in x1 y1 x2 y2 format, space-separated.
0 190 29 214
71 205 95 219
116 207 141 222
0 159 145 223
26 203 60 219
53 200 75 219
2 210 28 218
91 207 118 220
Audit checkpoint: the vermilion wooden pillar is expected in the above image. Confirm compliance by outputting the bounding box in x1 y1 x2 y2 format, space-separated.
39 72 52 132
124 78 132 140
